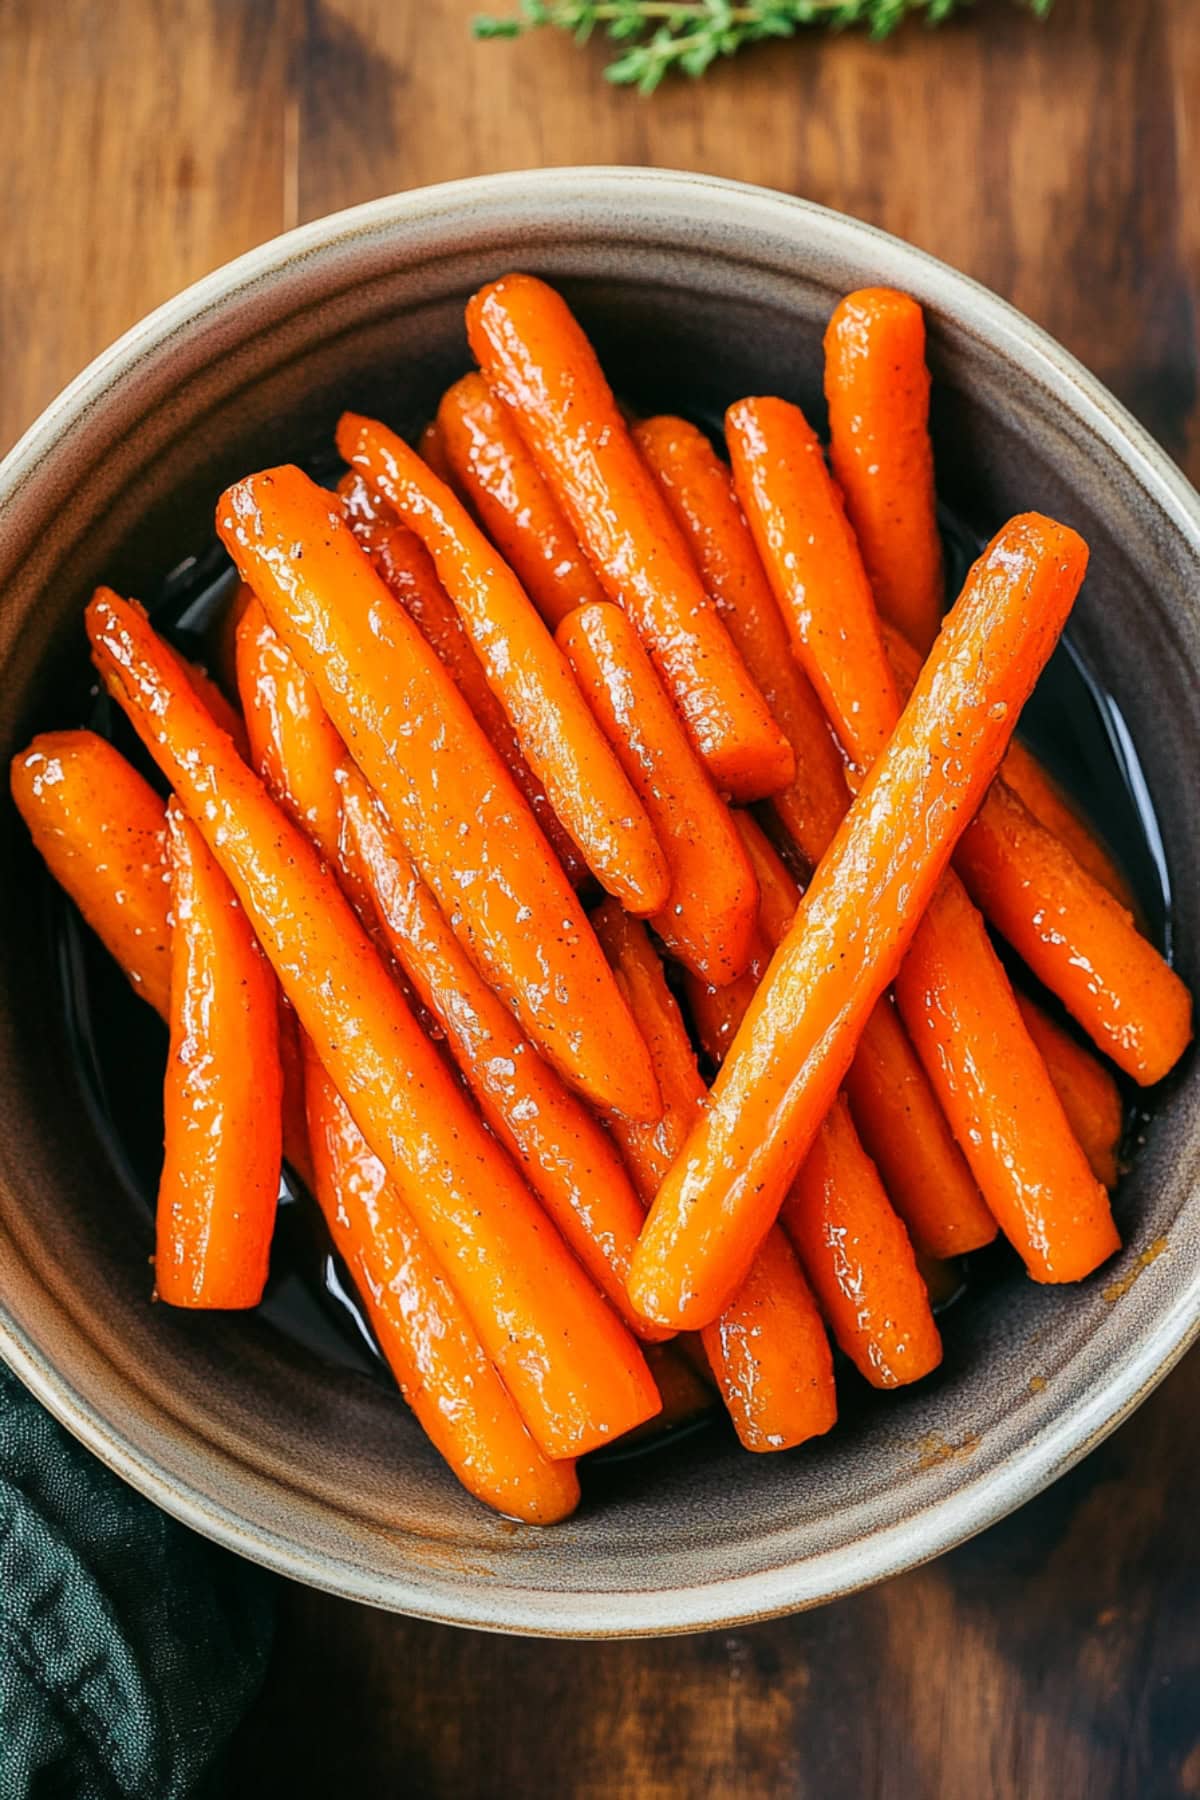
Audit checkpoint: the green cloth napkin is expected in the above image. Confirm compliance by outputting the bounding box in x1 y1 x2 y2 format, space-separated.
0 1360 274 1799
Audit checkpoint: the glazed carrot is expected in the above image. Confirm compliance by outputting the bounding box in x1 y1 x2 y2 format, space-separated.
303 1050 580 1523
339 473 587 888
181 658 250 758
638 1343 715 1434
217 466 660 1122
236 597 344 865
417 416 457 489
629 514 1094 1329
593 902 836 1453
211 581 254 698
780 1096 942 1389
884 629 1192 1087
720 811 998 1260
466 274 794 801
633 415 849 869
824 288 944 653
1002 738 1135 908
337 413 669 917
438 373 608 629
88 588 660 1457
338 762 664 1338
157 800 282 1308
558 603 758 984
1015 994 1124 1190
11 731 171 1018
895 878 1120 1282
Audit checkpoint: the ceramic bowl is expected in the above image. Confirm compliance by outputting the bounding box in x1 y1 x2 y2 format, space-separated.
2 169 1198 1637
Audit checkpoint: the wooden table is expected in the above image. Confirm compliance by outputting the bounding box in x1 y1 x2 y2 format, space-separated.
4 2 1198 1792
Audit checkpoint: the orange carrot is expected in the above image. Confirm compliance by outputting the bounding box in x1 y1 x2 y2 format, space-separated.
211 581 254 698
895 877 1120 1282
339 473 588 888
824 287 945 653
629 513 1096 1329
338 761 664 1338
724 810 997 1260
593 902 836 1453
236 596 344 865
181 658 250 759
1002 738 1135 909
633 414 850 869
884 628 1192 1087
438 373 608 628
11 731 172 1018
337 413 669 917
1015 995 1124 1190
303 1049 580 1523
466 274 794 802
157 800 282 1308
417 417 457 488
88 587 660 1458
558 602 758 983
780 1096 943 1388
636 1342 715 1438
216 466 660 1123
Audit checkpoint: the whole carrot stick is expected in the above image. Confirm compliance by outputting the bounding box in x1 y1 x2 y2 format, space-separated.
633 414 850 870
884 628 1192 1087
157 800 282 1308
824 287 945 654
337 413 669 917
338 761 665 1339
236 597 345 865
724 810 998 1260
558 602 759 984
1001 738 1134 909
593 902 837 1453
466 274 795 802
88 588 660 1457
1015 995 1124 1190
895 879 1120 1282
438 373 608 629
303 1049 581 1523
217 466 660 1122
11 731 172 1018
339 472 588 888
629 513 1096 1329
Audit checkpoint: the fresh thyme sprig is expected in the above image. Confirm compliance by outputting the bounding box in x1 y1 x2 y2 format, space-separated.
473 0 1052 93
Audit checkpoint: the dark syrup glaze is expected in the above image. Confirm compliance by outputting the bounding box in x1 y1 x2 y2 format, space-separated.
50 466 1174 1469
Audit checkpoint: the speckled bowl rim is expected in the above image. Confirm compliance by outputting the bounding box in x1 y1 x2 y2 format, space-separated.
2 167 1199 1637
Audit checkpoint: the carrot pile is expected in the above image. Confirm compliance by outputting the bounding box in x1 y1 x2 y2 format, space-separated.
12 273 1191 1524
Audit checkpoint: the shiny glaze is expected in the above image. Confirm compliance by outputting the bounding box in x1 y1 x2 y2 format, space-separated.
438 372 607 630
216 465 661 1124
338 762 660 1339
87 586 661 1458
1002 738 1135 908
824 288 945 655
558 601 759 984
303 1050 580 1525
157 801 282 1308
1015 994 1124 1191
236 598 345 865
337 413 670 917
466 274 795 802
628 517 1092 1331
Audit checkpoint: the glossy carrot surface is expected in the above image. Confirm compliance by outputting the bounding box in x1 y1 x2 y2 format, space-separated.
339 762 663 1338
337 412 669 916
157 801 282 1308
593 902 837 1452
633 415 850 869
466 274 794 801
438 372 607 629
88 587 660 1457
304 1051 581 1523
236 596 345 864
1015 995 1124 1191
216 465 659 1122
824 288 944 653
629 514 1091 1329
558 602 758 983
11 730 172 1018
1002 738 1135 909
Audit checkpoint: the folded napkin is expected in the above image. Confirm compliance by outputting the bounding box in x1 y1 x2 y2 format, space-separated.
0 1361 273 1799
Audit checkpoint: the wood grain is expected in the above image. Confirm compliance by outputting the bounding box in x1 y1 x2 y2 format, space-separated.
3 0 1199 1794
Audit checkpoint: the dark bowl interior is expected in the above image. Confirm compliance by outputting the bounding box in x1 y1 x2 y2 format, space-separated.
1 171 1198 1634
